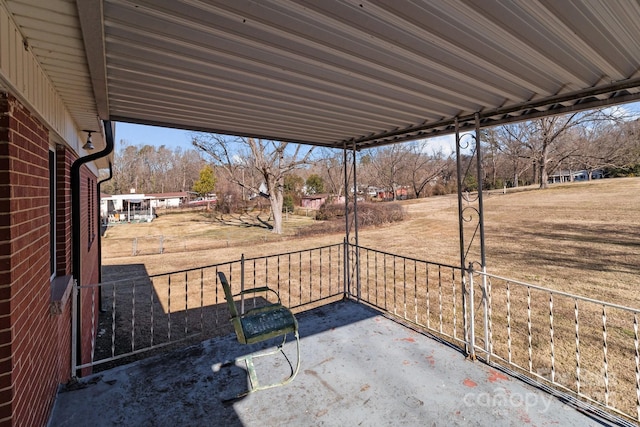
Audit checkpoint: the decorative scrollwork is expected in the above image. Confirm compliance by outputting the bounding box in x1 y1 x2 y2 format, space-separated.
457 131 476 151
461 189 480 204
456 117 485 271
461 205 479 223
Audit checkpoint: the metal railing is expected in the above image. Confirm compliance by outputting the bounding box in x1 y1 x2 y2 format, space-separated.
351 244 467 348
75 243 344 372
349 243 639 424
469 270 640 424
75 241 639 423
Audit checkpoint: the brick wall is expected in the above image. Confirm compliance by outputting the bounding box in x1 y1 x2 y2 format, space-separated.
0 93 77 427
78 168 100 374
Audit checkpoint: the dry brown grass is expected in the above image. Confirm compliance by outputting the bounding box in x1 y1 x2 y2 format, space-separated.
103 177 640 306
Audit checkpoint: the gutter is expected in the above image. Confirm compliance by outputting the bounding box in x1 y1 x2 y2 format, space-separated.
71 119 114 373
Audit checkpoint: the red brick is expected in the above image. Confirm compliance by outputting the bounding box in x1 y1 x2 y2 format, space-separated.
0 371 10 391
0 401 12 421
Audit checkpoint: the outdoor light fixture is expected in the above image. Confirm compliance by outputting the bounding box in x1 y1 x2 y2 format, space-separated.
82 130 96 150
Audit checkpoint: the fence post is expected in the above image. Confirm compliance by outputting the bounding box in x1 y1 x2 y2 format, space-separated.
240 254 245 314
132 238 137 256
467 263 476 360
343 237 349 299
481 266 490 362
159 235 164 254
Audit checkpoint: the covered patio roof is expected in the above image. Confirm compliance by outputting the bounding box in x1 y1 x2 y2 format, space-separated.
3 0 640 150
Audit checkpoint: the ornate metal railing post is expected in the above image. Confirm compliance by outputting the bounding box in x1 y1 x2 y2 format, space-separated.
343 143 350 298
455 114 488 359
342 141 361 301
352 140 361 301
455 118 468 355
474 113 491 361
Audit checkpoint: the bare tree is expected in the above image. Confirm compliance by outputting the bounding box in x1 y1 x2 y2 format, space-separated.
495 110 618 188
566 114 638 178
111 141 140 193
482 129 509 189
491 124 533 187
192 134 314 234
313 148 346 198
173 148 206 192
404 141 450 198
367 144 410 200
154 145 174 193
104 141 206 194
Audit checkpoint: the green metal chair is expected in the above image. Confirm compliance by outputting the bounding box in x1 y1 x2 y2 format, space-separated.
217 271 300 398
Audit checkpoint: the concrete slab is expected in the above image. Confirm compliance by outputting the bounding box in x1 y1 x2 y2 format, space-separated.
49 300 621 426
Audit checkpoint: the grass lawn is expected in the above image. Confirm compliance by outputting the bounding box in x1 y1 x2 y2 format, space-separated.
102 176 640 308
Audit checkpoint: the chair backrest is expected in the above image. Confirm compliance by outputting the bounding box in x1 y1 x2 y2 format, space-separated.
217 272 245 342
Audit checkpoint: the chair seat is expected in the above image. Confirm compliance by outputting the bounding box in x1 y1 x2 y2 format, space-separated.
241 305 297 344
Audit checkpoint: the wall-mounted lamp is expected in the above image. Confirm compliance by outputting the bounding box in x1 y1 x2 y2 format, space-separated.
82 130 96 150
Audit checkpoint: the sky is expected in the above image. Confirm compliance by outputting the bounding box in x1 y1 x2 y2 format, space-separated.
114 121 459 155
115 122 195 149
114 101 640 155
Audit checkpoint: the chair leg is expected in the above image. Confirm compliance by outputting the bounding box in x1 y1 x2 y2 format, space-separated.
246 330 300 393
218 331 301 401
279 330 300 387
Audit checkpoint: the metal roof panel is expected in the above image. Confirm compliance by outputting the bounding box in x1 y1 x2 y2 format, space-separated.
4 0 640 149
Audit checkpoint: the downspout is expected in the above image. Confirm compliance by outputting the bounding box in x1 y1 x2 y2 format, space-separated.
97 161 113 312
71 120 114 373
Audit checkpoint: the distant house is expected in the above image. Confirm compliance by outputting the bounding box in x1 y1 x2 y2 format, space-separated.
548 169 604 184
301 193 329 209
147 191 188 208
374 187 408 201
101 193 155 223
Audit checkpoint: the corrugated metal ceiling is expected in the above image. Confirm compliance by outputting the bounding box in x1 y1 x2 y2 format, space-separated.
6 0 640 149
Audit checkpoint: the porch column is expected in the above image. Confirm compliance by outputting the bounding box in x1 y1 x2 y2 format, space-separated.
343 142 349 297
454 118 470 356
352 140 360 301
455 114 488 359
341 141 360 300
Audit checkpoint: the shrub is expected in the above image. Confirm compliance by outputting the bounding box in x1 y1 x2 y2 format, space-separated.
355 202 405 226
315 203 345 221
300 202 406 237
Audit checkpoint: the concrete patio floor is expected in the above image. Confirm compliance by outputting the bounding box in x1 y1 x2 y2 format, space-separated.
49 300 621 426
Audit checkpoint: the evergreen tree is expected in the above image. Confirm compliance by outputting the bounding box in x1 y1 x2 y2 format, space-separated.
192 165 217 196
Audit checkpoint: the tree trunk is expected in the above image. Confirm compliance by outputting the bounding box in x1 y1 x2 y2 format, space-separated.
540 164 548 188
539 143 549 189
267 178 284 234
270 191 283 234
